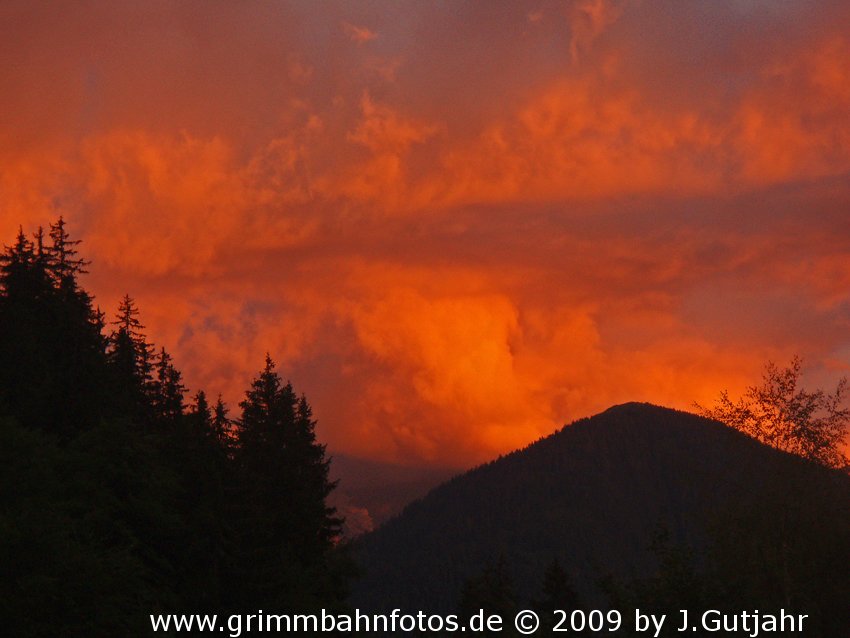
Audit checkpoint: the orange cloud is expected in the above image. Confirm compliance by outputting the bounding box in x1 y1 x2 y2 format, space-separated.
343 22 378 44
2 0 850 465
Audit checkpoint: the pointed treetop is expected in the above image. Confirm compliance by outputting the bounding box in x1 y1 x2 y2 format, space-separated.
2 227 34 266
107 294 153 388
1 227 43 297
14 226 29 250
214 394 229 420
193 389 210 416
151 346 186 422
93 305 106 332
211 393 232 445
156 346 173 371
33 227 46 261
48 215 89 282
113 294 145 336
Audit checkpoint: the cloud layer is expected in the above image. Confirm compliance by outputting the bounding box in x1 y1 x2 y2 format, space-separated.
3 0 850 465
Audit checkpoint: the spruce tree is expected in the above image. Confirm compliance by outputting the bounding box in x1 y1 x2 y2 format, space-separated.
152 347 186 424
190 390 212 431
212 393 232 449
47 215 89 287
107 295 154 418
232 355 344 608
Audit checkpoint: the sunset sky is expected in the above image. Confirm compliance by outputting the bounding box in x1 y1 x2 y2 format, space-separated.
2 0 850 467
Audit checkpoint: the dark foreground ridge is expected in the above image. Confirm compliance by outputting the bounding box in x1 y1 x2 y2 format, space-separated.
353 402 850 616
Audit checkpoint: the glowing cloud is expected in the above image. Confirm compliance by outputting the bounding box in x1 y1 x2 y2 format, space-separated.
2 0 850 464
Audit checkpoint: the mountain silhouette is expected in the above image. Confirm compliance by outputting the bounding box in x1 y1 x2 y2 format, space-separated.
352 402 850 616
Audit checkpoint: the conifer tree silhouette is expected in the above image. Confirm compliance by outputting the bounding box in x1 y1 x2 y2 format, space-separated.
108 294 154 418
152 347 186 423
47 216 89 287
191 390 212 429
212 393 232 448
231 355 345 607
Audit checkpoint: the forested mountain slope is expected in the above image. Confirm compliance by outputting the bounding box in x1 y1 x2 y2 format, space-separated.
353 403 850 620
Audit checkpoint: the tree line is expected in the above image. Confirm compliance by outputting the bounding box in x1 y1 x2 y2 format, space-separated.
0 219 354 635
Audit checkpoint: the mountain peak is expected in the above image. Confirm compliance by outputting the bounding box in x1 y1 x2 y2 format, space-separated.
353 403 849 613
601 401 672 414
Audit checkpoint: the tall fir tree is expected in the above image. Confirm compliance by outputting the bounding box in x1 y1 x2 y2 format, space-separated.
151 347 186 424
231 355 345 608
190 390 212 432
47 216 89 288
107 294 154 419
212 394 232 447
